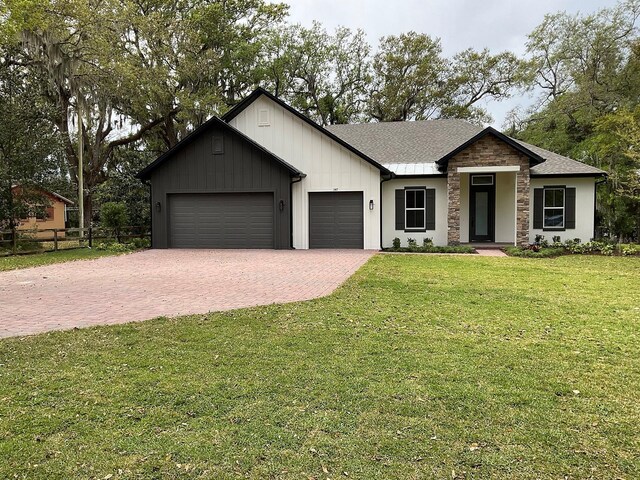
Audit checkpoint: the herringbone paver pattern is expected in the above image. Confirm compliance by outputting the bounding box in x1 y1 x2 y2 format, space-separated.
0 249 375 338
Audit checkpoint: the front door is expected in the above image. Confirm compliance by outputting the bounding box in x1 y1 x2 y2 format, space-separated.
469 175 495 242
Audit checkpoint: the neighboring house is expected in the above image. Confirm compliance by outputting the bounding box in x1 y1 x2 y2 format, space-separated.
12 186 74 238
138 88 606 250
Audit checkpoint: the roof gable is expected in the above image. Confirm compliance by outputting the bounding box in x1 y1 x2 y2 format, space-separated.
222 88 392 175
11 185 74 205
435 127 545 172
137 116 304 180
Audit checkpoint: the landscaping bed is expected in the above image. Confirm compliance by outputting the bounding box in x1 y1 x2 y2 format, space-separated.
385 237 476 254
503 236 640 258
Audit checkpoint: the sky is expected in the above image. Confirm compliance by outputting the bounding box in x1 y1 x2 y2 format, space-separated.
277 0 620 127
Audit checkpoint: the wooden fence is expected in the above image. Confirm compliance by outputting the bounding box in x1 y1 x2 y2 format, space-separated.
0 226 151 257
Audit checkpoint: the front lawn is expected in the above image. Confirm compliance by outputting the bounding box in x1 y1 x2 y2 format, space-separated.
1 255 639 478
0 248 128 272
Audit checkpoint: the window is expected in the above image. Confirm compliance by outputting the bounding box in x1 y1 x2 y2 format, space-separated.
543 187 564 228
405 189 426 230
471 175 494 185
35 206 54 221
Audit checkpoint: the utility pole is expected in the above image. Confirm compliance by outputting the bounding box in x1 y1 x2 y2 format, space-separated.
77 100 84 234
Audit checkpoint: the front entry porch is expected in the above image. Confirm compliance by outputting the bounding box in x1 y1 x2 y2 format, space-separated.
448 166 530 247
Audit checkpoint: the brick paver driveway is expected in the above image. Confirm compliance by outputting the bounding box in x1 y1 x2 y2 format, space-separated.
0 249 375 338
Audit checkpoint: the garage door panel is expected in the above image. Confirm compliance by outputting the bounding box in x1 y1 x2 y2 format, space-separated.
169 193 274 248
309 192 363 249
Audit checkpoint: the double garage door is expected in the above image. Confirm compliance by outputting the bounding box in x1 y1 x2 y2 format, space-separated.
167 191 363 249
169 193 274 248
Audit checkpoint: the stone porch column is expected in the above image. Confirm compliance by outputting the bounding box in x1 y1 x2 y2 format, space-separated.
516 169 530 246
447 171 461 245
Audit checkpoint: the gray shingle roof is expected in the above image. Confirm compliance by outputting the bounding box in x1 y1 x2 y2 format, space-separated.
326 120 605 176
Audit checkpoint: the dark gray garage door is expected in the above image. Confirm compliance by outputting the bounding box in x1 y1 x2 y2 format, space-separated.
169 193 274 248
309 192 363 248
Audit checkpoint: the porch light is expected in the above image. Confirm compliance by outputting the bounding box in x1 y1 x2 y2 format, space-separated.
279 199 285 211
369 199 375 210
155 201 161 212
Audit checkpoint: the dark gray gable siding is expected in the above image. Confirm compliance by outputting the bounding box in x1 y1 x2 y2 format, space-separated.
149 123 292 248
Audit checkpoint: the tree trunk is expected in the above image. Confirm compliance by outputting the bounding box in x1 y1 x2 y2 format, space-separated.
83 190 93 228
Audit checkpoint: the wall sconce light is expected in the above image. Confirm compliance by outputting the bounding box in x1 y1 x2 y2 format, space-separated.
155 201 161 213
279 199 285 212
369 199 374 210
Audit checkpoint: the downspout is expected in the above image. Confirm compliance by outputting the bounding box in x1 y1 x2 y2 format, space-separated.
380 173 394 250
290 175 305 249
594 176 607 241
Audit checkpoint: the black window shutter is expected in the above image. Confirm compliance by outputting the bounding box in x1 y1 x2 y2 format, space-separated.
533 188 543 229
425 188 436 230
565 187 576 229
395 189 405 230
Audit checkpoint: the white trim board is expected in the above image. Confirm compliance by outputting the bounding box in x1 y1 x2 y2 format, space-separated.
457 166 521 173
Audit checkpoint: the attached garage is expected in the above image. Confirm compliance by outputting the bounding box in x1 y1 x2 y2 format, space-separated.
138 117 304 249
168 193 274 248
309 192 364 248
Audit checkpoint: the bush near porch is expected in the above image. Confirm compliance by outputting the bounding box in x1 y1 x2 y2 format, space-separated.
504 236 640 258
1 255 639 478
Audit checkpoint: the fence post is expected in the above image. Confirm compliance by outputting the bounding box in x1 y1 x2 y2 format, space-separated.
53 229 58 251
11 227 17 255
88 227 93 248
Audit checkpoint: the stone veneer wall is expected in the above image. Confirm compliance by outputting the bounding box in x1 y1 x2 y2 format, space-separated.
446 134 531 246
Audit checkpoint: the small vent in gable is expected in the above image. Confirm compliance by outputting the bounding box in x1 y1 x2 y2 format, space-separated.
212 135 224 155
258 108 270 127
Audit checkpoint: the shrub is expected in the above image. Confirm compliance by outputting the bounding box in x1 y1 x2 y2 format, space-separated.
407 238 418 251
95 238 150 252
100 202 129 241
383 243 475 254
392 237 401 250
552 235 561 244
621 244 640 256
423 237 433 247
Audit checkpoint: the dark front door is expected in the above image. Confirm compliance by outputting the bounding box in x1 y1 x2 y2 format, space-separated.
469 178 495 242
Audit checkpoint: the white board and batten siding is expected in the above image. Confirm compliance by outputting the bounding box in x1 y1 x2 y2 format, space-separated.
529 176 596 243
229 95 382 249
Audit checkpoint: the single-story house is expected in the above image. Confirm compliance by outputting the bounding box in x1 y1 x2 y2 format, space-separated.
138 88 606 250
12 185 73 238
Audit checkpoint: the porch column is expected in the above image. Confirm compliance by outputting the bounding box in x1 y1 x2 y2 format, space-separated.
447 171 461 245
515 169 530 246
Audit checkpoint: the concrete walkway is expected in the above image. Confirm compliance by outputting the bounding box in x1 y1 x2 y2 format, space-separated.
475 249 508 257
0 249 375 338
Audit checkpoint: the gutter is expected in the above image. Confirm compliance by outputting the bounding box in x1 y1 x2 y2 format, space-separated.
594 176 607 240
379 173 395 250
290 174 305 249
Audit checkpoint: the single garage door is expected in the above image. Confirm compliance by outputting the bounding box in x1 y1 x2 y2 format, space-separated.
309 192 363 248
169 193 274 248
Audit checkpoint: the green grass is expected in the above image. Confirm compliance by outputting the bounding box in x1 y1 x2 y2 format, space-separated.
1 255 639 478
0 248 125 271
504 245 566 258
